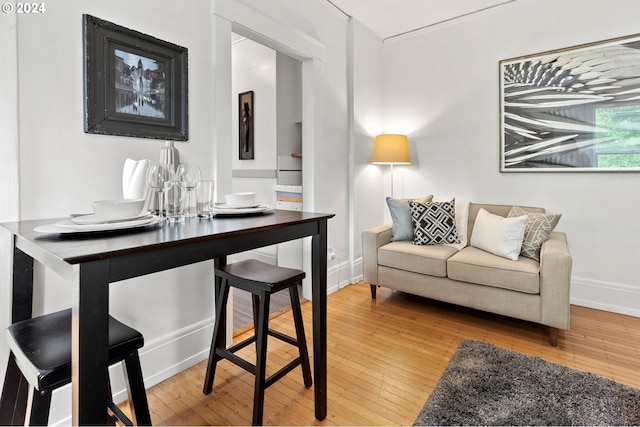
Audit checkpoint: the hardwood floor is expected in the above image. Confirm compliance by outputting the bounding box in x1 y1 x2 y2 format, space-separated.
120 282 640 426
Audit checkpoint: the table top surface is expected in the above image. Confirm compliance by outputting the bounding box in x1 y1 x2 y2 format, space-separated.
1 210 334 265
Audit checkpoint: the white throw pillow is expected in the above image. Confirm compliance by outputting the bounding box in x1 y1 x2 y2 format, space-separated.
470 208 528 261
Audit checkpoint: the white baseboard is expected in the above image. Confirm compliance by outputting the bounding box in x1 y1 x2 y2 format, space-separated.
570 276 640 318
327 256 362 294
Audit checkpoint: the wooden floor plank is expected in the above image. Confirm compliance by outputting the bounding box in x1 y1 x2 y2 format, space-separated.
123 282 640 425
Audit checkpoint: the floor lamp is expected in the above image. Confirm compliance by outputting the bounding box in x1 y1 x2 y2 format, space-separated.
371 134 412 197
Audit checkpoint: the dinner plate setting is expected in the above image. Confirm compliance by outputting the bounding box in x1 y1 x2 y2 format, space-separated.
34 212 162 234
212 203 270 216
70 211 153 225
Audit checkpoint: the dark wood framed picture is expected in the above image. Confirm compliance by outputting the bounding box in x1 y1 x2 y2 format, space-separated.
83 14 188 140
239 90 254 159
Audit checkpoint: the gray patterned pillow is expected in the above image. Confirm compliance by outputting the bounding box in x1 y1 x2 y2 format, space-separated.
409 199 460 245
386 195 433 241
508 205 562 261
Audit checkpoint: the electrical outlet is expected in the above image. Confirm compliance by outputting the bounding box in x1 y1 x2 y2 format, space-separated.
328 246 336 261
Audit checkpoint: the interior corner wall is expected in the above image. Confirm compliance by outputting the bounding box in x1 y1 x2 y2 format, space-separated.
352 18 384 277
381 0 640 316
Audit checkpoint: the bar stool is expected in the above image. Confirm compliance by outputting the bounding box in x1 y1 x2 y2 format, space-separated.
3 308 151 426
203 259 313 426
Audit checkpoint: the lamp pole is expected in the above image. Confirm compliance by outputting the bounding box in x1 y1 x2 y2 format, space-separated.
390 163 395 197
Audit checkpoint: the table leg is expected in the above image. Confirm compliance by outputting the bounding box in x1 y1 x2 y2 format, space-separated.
311 220 328 420
0 247 33 425
213 257 227 352
11 247 34 323
71 261 110 425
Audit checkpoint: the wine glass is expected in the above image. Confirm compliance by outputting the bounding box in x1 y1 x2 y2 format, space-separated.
146 163 174 217
176 164 201 217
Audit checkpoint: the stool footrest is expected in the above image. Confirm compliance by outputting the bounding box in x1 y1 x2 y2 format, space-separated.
215 348 256 375
228 335 257 353
228 329 300 356
107 401 133 426
216 332 307 391
267 329 299 347
264 358 304 389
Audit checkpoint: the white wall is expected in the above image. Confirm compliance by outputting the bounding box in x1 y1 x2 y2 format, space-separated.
376 0 640 316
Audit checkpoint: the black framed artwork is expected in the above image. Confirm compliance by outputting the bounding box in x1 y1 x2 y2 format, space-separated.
239 90 254 159
500 33 640 172
83 14 188 140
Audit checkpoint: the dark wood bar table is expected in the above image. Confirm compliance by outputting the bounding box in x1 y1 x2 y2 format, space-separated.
0 210 333 425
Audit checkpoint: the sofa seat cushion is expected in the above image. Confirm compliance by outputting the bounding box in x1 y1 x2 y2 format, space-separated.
447 246 540 294
379 241 458 277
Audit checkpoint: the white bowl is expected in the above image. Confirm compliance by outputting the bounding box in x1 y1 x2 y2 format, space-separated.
92 199 145 219
224 192 257 207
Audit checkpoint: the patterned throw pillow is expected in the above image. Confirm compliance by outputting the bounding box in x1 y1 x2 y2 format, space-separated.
409 199 460 245
508 205 562 261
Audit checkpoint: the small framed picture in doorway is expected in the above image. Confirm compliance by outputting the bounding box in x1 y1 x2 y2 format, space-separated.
239 90 254 159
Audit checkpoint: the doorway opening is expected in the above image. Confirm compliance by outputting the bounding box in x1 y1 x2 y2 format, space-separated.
230 33 304 333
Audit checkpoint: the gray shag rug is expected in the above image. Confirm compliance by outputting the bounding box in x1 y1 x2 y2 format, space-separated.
414 340 640 426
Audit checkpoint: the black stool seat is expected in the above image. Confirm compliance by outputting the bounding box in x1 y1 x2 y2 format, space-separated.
203 259 312 426
220 259 306 292
4 308 151 426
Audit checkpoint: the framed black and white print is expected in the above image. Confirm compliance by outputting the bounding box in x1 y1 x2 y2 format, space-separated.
83 14 188 140
500 33 640 172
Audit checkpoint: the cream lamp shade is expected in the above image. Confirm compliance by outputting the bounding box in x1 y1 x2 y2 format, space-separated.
371 134 411 197
371 134 411 165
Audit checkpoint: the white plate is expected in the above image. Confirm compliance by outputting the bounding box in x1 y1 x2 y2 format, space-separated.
34 216 162 234
214 202 262 209
213 204 270 215
71 211 152 225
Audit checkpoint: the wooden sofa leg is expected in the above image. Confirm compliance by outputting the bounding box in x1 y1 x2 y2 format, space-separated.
549 327 559 347
370 284 377 299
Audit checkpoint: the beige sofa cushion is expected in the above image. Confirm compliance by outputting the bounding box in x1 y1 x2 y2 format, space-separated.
379 241 458 277
447 246 540 294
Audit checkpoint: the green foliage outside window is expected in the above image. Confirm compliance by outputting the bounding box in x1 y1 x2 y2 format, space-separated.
595 104 640 168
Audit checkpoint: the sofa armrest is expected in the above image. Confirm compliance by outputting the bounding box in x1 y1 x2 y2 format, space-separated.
362 223 393 286
539 231 572 330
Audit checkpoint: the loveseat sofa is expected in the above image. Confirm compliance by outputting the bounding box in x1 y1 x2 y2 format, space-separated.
362 199 572 346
